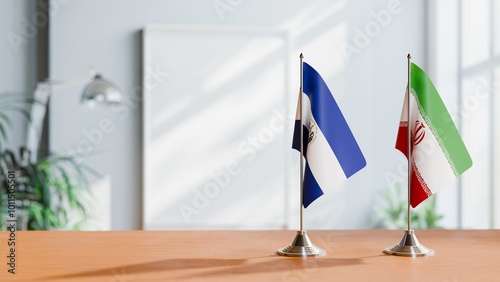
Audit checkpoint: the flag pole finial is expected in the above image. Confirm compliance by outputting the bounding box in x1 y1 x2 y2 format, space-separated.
407 53 411 60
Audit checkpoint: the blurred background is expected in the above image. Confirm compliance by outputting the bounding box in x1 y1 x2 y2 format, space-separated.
0 0 498 230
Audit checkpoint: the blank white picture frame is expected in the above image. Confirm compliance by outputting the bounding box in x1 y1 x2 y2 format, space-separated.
142 24 290 229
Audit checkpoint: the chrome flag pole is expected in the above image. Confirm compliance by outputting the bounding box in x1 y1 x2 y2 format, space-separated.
277 53 326 257
383 54 434 257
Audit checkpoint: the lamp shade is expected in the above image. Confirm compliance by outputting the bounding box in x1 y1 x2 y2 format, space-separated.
81 74 122 106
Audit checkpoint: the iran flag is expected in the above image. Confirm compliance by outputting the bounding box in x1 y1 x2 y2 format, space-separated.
396 63 472 208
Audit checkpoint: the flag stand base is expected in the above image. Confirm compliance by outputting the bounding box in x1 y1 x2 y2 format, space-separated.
383 230 434 257
277 230 326 257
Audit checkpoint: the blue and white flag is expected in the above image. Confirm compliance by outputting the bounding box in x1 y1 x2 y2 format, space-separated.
292 62 366 208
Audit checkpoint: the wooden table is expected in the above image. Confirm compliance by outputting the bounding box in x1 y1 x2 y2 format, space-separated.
0 230 499 281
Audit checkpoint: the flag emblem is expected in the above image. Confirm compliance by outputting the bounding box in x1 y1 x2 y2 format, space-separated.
307 120 318 145
413 120 425 146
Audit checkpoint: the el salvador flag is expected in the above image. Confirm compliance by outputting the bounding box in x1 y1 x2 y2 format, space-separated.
292 62 366 208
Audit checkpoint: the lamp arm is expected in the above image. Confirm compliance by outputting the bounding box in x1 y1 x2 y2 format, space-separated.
25 82 51 162
43 67 97 90
43 77 92 90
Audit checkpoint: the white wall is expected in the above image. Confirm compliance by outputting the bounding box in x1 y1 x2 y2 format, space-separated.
427 0 461 229
0 0 37 150
49 0 426 230
429 0 500 229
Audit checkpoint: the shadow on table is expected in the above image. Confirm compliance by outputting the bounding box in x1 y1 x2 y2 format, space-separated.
181 256 368 280
43 258 249 280
43 255 372 280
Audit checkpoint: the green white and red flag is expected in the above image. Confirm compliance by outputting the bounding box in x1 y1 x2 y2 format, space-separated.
396 63 473 208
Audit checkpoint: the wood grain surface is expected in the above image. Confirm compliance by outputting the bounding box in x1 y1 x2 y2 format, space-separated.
0 230 499 281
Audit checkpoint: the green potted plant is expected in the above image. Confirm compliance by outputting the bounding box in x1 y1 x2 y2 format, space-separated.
373 181 444 229
0 92 93 230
